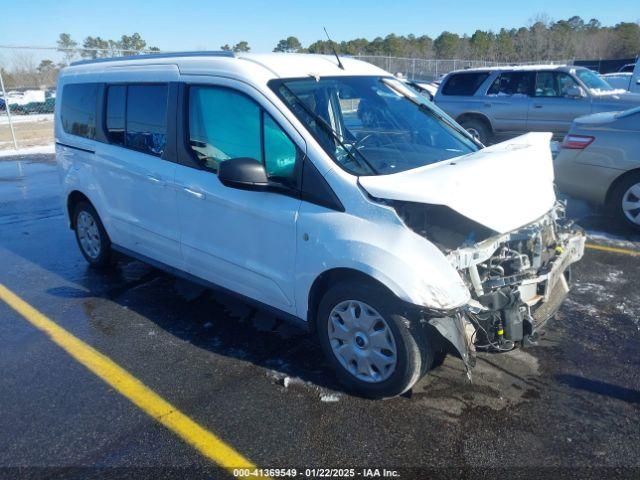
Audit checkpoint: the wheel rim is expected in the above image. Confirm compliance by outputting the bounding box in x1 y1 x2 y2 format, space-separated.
465 127 481 141
622 182 640 226
77 210 101 259
327 300 397 383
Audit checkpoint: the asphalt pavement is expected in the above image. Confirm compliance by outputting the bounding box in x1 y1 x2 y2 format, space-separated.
0 153 639 479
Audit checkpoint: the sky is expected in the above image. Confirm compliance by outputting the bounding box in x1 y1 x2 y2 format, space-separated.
1 0 638 56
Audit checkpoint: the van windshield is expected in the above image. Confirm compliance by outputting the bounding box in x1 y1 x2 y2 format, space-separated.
271 76 479 176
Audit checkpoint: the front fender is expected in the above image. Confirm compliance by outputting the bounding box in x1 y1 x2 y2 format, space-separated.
295 203 471 320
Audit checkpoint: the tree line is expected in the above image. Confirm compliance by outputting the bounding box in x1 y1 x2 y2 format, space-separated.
274 16 640 61
1 17 638 89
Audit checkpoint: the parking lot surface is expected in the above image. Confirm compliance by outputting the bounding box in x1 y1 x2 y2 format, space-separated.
1 152 639 479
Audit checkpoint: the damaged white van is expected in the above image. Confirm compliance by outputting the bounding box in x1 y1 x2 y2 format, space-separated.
56 52 585 398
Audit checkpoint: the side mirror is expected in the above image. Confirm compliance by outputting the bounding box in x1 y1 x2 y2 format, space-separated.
565 86 586 99
218 157 269 190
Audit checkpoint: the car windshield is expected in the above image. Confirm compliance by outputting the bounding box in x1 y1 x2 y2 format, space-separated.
575 69 615 92
271 76 479 176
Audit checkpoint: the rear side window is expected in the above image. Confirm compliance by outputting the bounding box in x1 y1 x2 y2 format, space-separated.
126 85 168 156
61 83 98 139
442 72 489 96
487 72 534 96
104 84 168 156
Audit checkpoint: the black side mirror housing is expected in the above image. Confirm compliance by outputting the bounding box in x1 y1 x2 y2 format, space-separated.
218 157 269 190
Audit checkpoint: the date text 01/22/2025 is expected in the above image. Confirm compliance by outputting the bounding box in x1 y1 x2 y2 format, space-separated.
232 468 401 478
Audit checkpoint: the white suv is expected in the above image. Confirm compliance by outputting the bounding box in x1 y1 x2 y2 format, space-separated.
55 52 585 398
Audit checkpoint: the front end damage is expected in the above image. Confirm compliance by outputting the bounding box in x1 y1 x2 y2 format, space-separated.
400 202 585 374
358 133 585 375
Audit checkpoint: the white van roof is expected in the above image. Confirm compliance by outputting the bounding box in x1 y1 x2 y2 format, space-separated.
62 51 388 83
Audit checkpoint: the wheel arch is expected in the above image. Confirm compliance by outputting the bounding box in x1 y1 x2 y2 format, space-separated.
307 268 399 332
67 190 95 229
456 112 494 133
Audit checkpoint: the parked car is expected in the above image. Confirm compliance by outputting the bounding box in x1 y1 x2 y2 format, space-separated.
554 106 640 230
631 61 640 94
601 72 632 91
56 52 584 398
11 98 56 115
619 63 636 73
406 80 439 100
434 64 640 144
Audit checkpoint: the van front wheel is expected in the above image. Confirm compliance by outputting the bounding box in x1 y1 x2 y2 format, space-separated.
317 281 433 399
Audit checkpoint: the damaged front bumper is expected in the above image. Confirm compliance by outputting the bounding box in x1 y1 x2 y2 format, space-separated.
426 205 585 374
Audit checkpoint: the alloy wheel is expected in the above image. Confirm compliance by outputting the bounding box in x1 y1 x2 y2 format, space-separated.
76 210 101 259
622 182 640 226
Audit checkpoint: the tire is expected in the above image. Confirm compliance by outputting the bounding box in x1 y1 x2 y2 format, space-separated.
610 171 640 231
459 117 491 145
73 201 112 268
317 281 433 399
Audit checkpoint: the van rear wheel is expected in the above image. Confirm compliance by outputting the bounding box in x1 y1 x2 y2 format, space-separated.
317 281 433 399
73 201 112 268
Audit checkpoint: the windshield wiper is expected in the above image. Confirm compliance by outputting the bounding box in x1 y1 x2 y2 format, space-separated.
279 83 378 175
381 78 483 147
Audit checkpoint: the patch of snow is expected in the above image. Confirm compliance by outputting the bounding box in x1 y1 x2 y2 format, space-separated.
0 144 55 157
589 88 627 96
320 393 341 402
605 270 626 285
586 230 640 248
282 376 306 388
0 113 53 125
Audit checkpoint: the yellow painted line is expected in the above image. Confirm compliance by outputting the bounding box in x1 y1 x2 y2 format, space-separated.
0 284 267 477
585 243 640 257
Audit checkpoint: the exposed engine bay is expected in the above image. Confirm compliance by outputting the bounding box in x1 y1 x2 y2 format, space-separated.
392 200 586 370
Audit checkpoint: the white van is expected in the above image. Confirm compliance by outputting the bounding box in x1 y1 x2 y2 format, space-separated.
55 52 585 398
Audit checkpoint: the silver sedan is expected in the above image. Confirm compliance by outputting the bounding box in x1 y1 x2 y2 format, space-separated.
554 106 640 229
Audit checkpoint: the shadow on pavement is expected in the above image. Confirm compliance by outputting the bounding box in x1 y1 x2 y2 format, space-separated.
555 374 640 404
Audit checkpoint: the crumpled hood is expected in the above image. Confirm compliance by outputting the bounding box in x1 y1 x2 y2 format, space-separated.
359 132 556 234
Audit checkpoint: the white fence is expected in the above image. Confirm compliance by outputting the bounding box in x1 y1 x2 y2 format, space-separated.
353 55 573 81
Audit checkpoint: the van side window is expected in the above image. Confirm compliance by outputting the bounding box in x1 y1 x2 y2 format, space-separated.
106 85 126 145
263 113 298 186
188 86 301 186
487 72 533 96
189 87 261 171
126 85 168 156
61 83 98 139
441 72 490 96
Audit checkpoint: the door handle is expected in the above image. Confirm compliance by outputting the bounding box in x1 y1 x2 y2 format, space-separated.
183 187 205 200
146 174 166 186
533 104 543 109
